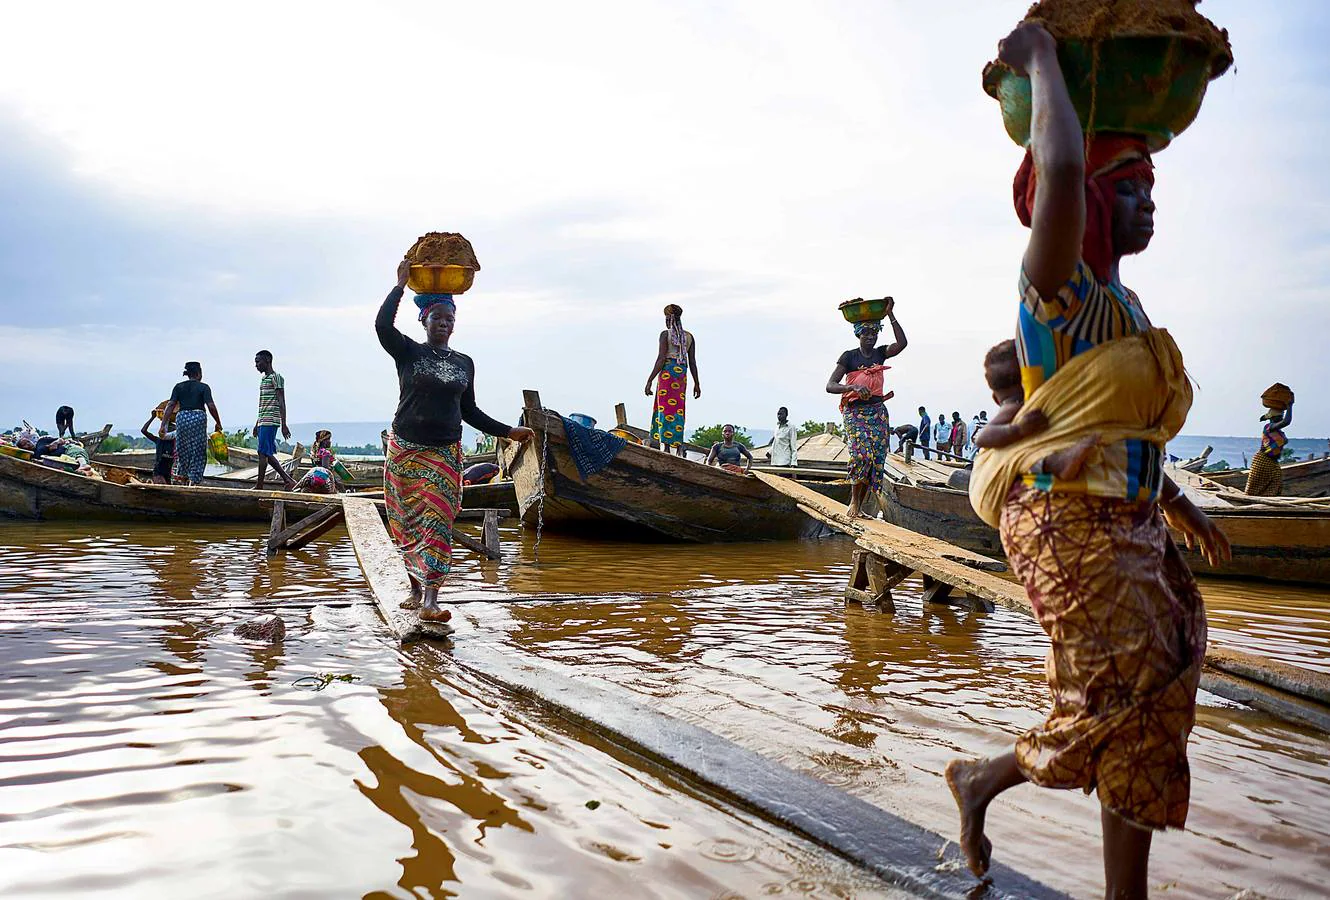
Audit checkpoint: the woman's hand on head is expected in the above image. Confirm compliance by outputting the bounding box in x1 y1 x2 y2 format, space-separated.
997 22 1055 77
508 426 535 444
1162 496 1232 567
396 258 411 289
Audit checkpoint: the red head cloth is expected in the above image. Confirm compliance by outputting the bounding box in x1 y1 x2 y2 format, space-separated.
1013 135 1154 282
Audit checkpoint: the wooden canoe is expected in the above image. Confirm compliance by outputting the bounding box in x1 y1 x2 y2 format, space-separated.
501 391 822 542
877 478 1330 586
74 423 113 456
1201 456 1330 498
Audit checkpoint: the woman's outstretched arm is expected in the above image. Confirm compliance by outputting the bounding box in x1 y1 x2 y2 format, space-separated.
1002 23 1085 299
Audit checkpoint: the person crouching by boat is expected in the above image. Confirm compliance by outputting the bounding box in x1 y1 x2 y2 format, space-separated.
826 303 908 517
55 406 75 438
141 403 177 484
706 424 753 474
1246 398 1293 496
644 304 701 456
378 258 534 625
160 362 222 486
291 429 342 494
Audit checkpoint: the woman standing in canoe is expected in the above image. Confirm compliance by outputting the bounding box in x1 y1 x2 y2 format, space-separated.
825 300 907 518
644 304 701 455
946 24 1230 899
160 361 222 486
377 258 533 625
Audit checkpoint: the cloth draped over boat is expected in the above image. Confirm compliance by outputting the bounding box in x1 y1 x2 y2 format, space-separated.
838 365 890 412
969 328 1192 528
384 435 462 587
1014 135 1154 283
562 416 627 481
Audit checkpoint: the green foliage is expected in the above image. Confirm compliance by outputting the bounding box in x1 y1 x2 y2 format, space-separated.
99 434 131 453
690 424 754 448
1202 460 1232 472
1281 448 1299 462
798 420 840 439
226 429 258 450
331 443 383 456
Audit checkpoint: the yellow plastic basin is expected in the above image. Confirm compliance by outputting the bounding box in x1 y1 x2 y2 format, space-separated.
408 265 476 295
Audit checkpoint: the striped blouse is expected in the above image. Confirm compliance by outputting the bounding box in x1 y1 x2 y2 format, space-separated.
1015 260 1163 503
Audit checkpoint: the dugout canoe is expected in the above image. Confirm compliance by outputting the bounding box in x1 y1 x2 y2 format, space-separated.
1201 456 1330 498
876 478 1330 586
500 391 822 542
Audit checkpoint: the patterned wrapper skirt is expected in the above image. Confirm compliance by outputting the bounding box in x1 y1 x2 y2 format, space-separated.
173 409 209 485
385 436 462 588
1244 452 1283 497
650 358 688 448
843 403 889 493
1000 486 1207 831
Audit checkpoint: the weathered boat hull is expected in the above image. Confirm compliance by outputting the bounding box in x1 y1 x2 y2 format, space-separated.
878 479 1330 586
503 397 821 542
0 453 347 522
1202 456 1330 498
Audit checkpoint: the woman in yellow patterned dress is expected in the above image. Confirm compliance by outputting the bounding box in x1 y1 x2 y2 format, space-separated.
944 24 1231 899
643 304 701 455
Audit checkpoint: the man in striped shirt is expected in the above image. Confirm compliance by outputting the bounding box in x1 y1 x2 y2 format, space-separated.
254 350 295 491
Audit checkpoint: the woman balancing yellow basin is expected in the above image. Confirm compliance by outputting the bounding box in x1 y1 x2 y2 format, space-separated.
407 264 475 295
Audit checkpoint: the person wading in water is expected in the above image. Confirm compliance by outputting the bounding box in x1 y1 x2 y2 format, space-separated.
377 258 533 626
946 23 1230 899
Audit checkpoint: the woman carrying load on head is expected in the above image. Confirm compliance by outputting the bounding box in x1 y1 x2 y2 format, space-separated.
377 258 534 625
644 304 701 456
1246 397 1293 496
945 24 1231 899
160 362 222 486
826 300 907 518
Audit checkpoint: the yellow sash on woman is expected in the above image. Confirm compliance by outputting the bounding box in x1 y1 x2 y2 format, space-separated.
968 328 1192 528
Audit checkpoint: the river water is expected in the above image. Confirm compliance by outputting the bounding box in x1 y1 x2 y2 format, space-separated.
1 521 1326 899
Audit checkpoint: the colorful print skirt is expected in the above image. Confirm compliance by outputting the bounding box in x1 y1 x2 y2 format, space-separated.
385 436 463 588
650 358 688 448
1244 452 1283 497
843 402 889 493
173 409 208 485
1001 486 1207 830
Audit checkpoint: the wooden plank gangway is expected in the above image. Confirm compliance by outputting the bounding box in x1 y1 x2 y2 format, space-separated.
754 471 1330 735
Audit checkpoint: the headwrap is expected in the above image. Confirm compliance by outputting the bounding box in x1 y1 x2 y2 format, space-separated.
314 429 332 446
663 304 687 359
1013 135 1154 282
414 293 456 322
853 320 882 338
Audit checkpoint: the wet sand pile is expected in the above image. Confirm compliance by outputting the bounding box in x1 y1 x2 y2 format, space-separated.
405 232 481 270
1023 0 1232 66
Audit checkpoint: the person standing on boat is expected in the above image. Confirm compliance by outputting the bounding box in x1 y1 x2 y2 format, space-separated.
1245 398 1292 496
933 413 951 456
948 412 968 460
945 23 1230 898
253 350 296 492
55 406 75 438
917 407 932 459
160 362 222 486
705 424 753 474
770 407 798 467
826 303 907 518
140 405 176 484
378 258 533 625
644 304 700 456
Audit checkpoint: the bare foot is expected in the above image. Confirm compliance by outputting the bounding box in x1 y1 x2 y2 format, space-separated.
945 759 994 877
399 596 421 610
846 503 861 519
419 606 452 623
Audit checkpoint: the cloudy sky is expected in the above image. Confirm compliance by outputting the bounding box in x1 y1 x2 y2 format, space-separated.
2 1 1326 440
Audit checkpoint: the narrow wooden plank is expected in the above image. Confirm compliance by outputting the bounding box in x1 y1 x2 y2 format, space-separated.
284 507 346 551
268 504 340 551
453 525 499 560
482 509 500 558
342 496 452 643
451 643 1067 900
266 500 286 557
614 402 628 427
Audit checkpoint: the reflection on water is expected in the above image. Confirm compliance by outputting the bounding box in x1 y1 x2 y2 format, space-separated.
1 520 1328 899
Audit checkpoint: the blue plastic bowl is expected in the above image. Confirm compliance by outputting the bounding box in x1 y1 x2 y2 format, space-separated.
567 413 597 429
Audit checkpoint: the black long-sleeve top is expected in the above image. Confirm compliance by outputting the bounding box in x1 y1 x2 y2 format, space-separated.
376 286 512 446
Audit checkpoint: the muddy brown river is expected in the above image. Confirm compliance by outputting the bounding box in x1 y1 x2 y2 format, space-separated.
1 521 1326 898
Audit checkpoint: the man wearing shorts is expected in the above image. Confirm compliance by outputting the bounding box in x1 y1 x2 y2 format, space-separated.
253 350 294 490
